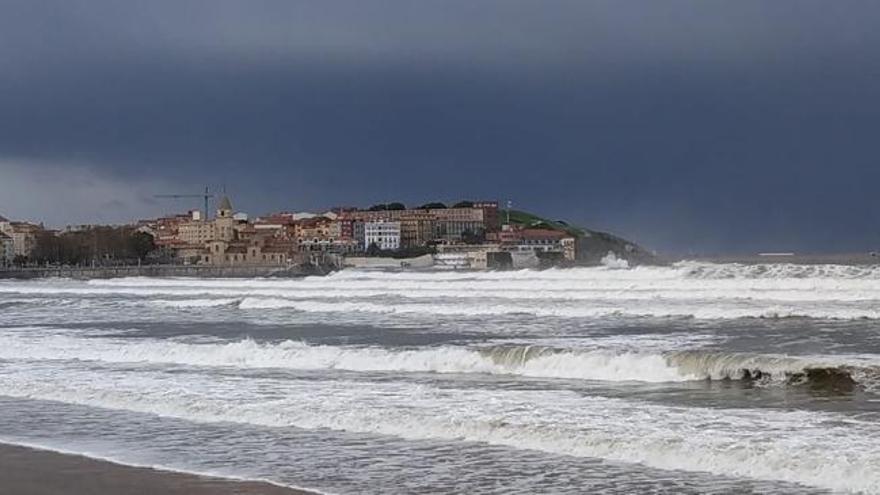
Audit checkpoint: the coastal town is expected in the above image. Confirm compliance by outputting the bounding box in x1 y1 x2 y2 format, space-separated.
1 196 586 272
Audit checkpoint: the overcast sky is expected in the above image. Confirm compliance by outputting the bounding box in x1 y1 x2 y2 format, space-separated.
2 0 880 253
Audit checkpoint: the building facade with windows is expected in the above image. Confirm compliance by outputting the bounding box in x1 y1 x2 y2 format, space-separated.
492 227 575 258
400 212 436 248
0 232 14 265
364 221 401 251
0 220 42 258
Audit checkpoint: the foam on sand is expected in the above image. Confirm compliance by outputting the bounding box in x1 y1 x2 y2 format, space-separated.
0 365 878 493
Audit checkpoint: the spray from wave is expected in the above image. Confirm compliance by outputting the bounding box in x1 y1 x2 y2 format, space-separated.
675 261 880 280
3 261 874 321
600 251 630 269
2 335 876 391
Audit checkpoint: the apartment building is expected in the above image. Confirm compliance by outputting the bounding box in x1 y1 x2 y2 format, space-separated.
343 203 494 244
399 212 436 248
0 232 13 265
177 220 216 245
364 221 401 250
0 219 42 258
493 227 575 258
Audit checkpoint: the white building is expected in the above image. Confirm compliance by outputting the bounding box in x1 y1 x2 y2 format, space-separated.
0 218 41 258
364 221 401 251
434 244 496 269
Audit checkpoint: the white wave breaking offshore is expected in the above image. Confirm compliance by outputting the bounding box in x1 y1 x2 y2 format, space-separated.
232 297 880 320
3 263 880 493
2 334 876 389
5 261 880 320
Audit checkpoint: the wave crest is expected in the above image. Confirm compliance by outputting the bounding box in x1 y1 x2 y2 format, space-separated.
677 261 880 280
3 334 878 390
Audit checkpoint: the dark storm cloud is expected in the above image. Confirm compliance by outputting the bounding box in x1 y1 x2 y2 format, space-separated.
2 0 880 252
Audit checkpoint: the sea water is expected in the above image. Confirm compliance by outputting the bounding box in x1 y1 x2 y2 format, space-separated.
1 262 879 494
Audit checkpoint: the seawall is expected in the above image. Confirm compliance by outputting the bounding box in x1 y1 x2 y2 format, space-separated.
0 264 329 280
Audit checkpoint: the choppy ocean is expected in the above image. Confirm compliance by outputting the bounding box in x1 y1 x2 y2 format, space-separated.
1 262 880 494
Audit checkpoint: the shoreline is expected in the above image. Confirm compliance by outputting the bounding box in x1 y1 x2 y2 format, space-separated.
2 253 879 281
0 442 318 495
0 263 330 280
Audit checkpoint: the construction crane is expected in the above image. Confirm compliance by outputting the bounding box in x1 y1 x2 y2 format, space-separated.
154 186 214 220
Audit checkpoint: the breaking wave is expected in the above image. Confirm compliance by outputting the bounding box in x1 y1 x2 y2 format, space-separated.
666 350 877 391
6 260 880 321
149 298 241 308
677 261 880 280
232 297 880 320
2 335 877 390
1 368 879 493
68 261 880 285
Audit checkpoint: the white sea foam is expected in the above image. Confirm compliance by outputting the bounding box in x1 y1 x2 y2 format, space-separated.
149 298 241 308
0 335 685 382
5 262 880 320
1 366 878 493
234 297 880 320
5 264 880 492
2 334 876 389
600 251 630 269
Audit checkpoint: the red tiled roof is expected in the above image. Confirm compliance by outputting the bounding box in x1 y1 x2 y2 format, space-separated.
296 217 331 227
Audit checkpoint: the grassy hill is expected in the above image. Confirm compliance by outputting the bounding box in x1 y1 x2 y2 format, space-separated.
506 210 658 265
505 210 586 237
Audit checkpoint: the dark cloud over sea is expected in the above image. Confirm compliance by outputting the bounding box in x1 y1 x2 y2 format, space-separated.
2 0 880 253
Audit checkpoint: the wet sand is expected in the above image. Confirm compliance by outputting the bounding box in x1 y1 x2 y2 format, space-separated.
0 443 314 495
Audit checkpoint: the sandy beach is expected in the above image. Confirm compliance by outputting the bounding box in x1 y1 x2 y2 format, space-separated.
0 443 313 495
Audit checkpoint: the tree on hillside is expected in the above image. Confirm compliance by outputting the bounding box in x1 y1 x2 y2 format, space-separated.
452 200 474 208
367 204 388 211
386 202 406 210
418 202 446 209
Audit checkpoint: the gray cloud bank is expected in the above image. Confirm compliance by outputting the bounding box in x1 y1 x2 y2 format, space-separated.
0 160 177 226
2 1 880 252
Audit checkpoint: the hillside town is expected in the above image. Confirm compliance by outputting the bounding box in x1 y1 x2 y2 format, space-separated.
1 197 581 271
